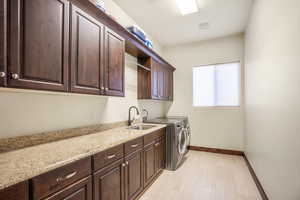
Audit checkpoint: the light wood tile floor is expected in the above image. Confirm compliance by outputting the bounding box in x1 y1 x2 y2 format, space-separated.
140 150 261 200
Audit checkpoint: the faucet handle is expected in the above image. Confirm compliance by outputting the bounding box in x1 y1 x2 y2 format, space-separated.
142 109 149 122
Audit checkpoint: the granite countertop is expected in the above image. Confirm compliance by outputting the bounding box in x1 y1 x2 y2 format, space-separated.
0 123 166 190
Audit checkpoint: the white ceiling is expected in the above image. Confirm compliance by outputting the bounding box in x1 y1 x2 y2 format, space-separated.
113 0 253 47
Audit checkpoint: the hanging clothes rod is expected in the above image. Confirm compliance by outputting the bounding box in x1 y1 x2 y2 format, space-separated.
126 61 151 71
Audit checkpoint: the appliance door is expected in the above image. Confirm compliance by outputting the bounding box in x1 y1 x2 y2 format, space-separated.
177 128 188 155
185 126 191 146
182 128 190 154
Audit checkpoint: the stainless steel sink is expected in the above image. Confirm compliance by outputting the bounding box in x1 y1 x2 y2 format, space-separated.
127 125 156 130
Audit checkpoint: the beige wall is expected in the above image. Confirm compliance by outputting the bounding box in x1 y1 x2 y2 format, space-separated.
163 34 245 151
0 0 166 139
244 0 300 199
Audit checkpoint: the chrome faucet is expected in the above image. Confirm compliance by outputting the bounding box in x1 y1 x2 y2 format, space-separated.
142 109 149 122
128 106 140 126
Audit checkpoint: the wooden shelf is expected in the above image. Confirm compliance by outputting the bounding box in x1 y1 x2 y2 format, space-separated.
71 0 176 71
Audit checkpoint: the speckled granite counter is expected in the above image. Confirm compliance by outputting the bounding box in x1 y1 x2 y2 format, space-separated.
0 124 166 190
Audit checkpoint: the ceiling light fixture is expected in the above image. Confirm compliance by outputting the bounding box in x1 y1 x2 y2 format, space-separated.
176 0 198 15
198 22 210 30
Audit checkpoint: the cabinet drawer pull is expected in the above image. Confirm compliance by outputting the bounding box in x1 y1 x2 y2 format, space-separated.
131 144 139 148
12 73 19 80
107 154 116 159
0 72 5 78
56 171 77 182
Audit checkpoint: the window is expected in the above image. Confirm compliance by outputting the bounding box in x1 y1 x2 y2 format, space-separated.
193 62 241 107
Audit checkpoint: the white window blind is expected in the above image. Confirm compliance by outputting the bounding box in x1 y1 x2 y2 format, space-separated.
193 62 241 107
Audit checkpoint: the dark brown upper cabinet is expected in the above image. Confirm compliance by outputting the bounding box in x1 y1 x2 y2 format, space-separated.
104 28 125 97
3 0 173 98
151 59 160 100
70 4 104 95
157 64 166 100
137 58 151 99
160 66 174 100
9 0 70 91
0 0 7 87
138 57 174 101
167 68 174 101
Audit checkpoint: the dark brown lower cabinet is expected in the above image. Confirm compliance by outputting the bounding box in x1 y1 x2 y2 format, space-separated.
155 139 166 172
0 0 7 87
44 176 92 200
143 143 156 187
0 181 28 200
144 137 166 188
125 149 144 200
0 129 166 200
94 159 125 200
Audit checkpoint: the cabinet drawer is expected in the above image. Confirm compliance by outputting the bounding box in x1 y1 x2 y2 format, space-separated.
32 157 91 200
93 144 124 171
124 137 143 155
45 176 92 200
144 128 165 146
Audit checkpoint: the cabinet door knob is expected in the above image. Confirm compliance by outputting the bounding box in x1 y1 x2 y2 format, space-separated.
122 163 126 167
0 72 5 78
101 86 105 90
126 161 129 165
12 73 19 80
105 88 108 91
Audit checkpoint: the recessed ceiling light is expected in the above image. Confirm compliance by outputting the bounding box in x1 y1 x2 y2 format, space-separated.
198 22 210 30
176 0 198 15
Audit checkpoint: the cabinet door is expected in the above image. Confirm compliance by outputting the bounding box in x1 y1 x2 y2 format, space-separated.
157 65 165 99
163 68 169 99
44 176 92 200
104 28 125 97
9 0 69 91
125 149 143 200
70 5 104 95
0 0 7 86
94 159 125 200
168 69 174 100
0 181 28 200
151 60 159 99
155 139 166 173
143 143 156 187
164 68 174 100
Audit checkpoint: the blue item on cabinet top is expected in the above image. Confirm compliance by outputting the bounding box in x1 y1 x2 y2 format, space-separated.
145 38 153 49
127 26 146 42
90 0 106 12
